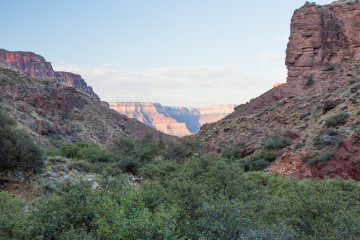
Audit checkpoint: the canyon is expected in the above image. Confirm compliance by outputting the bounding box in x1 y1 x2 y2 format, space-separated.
109 102 236 137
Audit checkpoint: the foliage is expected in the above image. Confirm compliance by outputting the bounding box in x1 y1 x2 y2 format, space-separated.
325 113 350 128
222 146 242 160
0 110 42 173
304 75 314 86
242 151 277 171
263 135 292 150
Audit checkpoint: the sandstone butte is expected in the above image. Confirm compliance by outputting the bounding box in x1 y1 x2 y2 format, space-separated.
226 0 360 119
0 49 101 102
109 102 236 137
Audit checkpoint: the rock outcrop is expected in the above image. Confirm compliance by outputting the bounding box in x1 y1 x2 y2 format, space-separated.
0 49 100 102
195 0 360 181
109 102 236 137
214 0 360 120
286 0 360 82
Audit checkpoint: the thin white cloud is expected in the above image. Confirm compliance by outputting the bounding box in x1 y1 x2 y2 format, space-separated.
261 50 285 62
53 63 286 107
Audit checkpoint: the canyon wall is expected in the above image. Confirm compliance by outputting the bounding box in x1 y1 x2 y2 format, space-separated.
0 49 100 102
286 0 360 82
109 102 236 137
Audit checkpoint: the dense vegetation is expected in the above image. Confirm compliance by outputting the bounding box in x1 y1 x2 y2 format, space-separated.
0 110 42 173
1 111 360 239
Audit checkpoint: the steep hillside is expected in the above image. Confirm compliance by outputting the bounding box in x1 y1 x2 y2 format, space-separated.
0 67 173 147
196 0 360 180
0 49 101 102
109 102 236 137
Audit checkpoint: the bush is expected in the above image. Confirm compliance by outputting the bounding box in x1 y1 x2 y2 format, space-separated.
304 75 314 86
0 110 42 173
309 151 335 167
0 192 29 239
355 156 360 165
263 135 292 150
78 145 116 163
301 154 312 163
44 146 61 157
325 113 350 128
222 147 242 160
118 156 140 174
244 151 277 171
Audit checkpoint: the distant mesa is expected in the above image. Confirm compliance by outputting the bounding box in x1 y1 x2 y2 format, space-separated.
109 102 236 137
0 49 101 102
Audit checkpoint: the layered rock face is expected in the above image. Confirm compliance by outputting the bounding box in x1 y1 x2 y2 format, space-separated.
0 49 100 102
286 0 360 82
109 102 236 137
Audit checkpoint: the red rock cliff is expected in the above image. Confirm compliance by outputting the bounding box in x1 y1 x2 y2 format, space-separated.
0 49 100 102
286 0 360 82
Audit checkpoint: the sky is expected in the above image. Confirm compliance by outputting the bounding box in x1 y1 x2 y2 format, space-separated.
2 0 334 107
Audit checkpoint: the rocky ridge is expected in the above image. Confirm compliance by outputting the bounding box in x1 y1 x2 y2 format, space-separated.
196 0 360 180
0 49 101 102
109 102 236 137
0 67 173 147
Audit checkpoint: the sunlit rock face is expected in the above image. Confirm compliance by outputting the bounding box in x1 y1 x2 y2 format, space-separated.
286 0 360 82
108 102 236 137
273 83 284 88
0 49 100 102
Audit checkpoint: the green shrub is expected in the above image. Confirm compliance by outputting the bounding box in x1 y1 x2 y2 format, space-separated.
118 156 140 174
0 192 29 239
222 147 242 160
325 113 350 128
244 151 277 171
309 152 335 167
355 156 360 165
0 110 42 173
263 135 292 149
301 154 312 163
304 75 314 86
60 142 83 159
78 145 116 163
112 136 135 156
44 146 61 156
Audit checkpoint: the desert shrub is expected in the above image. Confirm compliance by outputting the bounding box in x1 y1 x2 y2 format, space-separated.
44 146 61 156
309 151 335 167
13 130 43 172
263 135 292 149
0 192 29 239
301 154 312 163
118 156 140 174
355 156 360 164
304 75 314 86
325 113 350 128
139 160 178 181
112 136 135 156
0 110 42 173
78 144 116 163
60 142 84 159
243 151 277 171
325 64 335 71
27 181 97 239
222 147 242 160
61 142 116 165
348 77 359 85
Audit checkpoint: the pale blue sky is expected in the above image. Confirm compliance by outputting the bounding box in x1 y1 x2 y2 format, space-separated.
2 0 333 107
